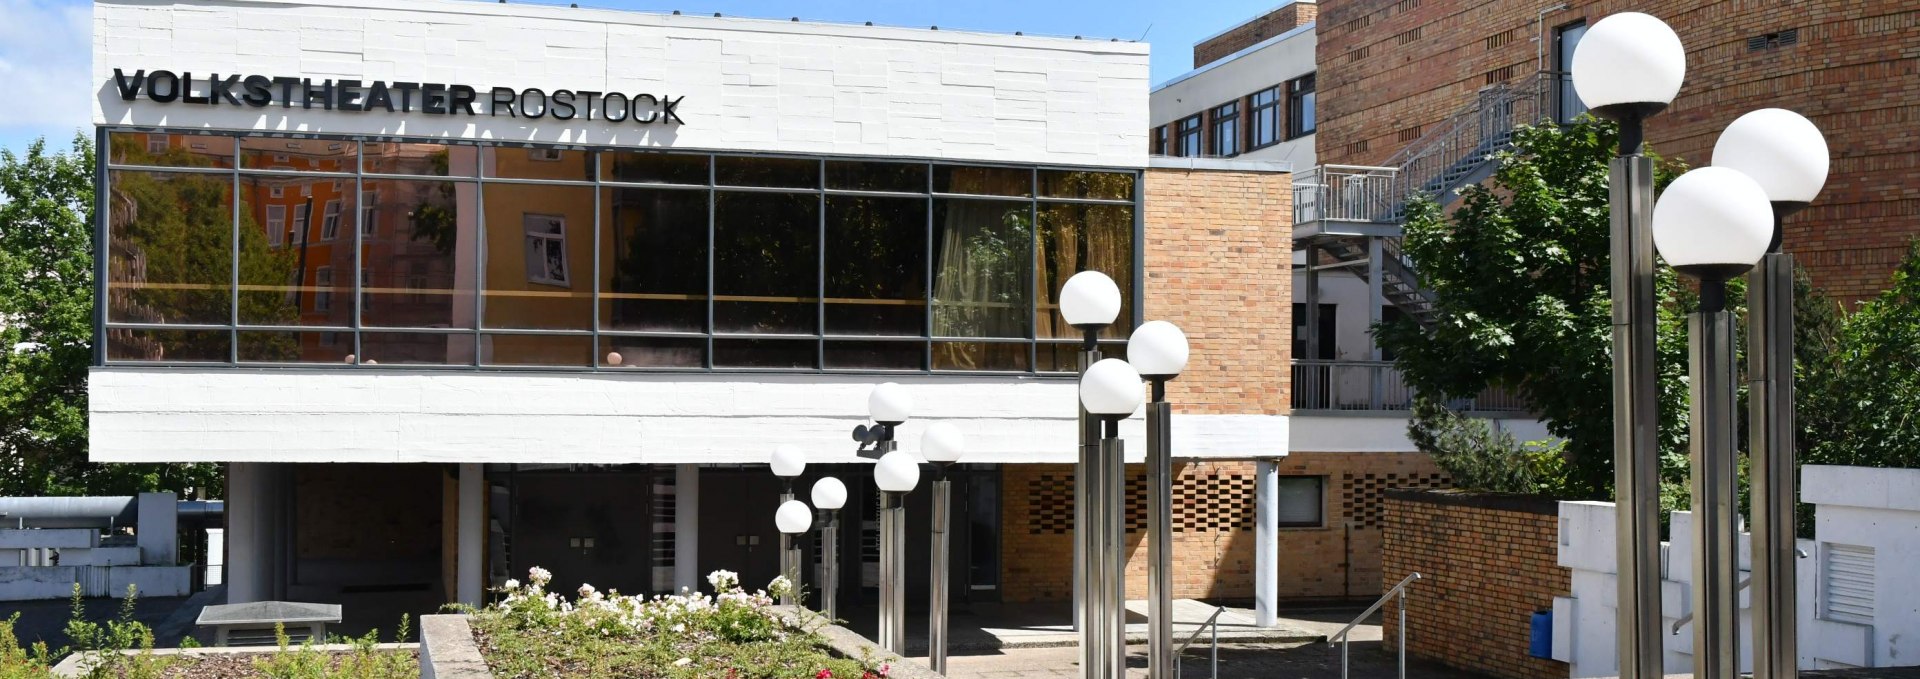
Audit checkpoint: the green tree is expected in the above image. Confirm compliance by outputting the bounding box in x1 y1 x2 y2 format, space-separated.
1801 241 1920 469
0 135 221 496
1375 119 1691 500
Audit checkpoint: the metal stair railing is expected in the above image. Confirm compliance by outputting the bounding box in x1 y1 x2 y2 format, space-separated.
1330 572 1423 679
1379 73 1553 222
1172 605 1228 679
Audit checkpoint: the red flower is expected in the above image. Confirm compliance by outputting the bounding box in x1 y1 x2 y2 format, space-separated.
817 671 833 679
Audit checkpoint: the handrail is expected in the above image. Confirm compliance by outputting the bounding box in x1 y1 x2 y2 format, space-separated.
1671 549 1808 634
1172 605 1227 679
1330 572 1422 679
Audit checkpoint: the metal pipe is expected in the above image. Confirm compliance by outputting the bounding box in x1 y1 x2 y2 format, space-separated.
779 491 795 607
1749 212 1798 678
1608 126 1664 679
820 514 839 622
1148 399 1175 679
1076 344 1103 674
1398 588 1407 679
878 489 906 654
1689 284 1740 679
1101 428 1126 676
930 474 951 674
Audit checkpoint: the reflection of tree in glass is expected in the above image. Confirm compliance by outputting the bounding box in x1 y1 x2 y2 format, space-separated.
933 203 1029 336
408 182 459 256
714 192 817 333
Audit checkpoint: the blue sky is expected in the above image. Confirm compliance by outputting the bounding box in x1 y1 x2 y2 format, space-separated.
0 0 1290 156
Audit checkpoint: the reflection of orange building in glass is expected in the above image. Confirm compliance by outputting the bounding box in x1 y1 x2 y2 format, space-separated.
236 139 355 362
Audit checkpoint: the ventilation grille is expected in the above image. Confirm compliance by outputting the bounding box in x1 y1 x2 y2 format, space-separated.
1344 140 1371 157
1397 126 1424 143
1485 64 1520 85
1392 0 1421 14
1395 27 1423 46
1823 543 1875 624
1487 28 1519 50
1347 15 1373 32
1347 45 1373 63
1748 28 1800 52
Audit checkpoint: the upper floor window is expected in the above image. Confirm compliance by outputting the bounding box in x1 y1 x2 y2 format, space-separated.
1210 101 1240 157
1288 73 1317 138
1151 126 1168 155
1250 87 1282 149
1175 115 1203 157
1553 21 1589 123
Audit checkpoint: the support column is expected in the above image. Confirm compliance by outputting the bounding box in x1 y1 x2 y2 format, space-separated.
457 463 485 607
1749 248 1797 679
1303 244 1321 361
1367 237 1385 409
225 462 269 604
1609 150 1664 679
1254 460 1279 628
1689 294 1740 679
674 464 700 593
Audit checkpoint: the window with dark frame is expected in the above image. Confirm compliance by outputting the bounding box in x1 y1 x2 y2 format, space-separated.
1275 476 1324 528
1249 86 1282 149
1553 21 1589 123
1287 73 1317 138
98 130 1141 373
1209 101 1240 157
1151 126 1168 155
1174 115 1203 157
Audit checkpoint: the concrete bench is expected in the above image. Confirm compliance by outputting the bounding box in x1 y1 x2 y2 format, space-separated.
195 601 342 647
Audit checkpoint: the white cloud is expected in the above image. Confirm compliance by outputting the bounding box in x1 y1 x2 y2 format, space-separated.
0 0 91 128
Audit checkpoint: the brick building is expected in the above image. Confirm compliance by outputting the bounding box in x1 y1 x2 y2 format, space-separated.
1314 0 1920 303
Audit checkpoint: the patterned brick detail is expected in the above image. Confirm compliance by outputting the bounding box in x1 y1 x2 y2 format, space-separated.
1341 471 1449 529
1174 473 1257 532
1025 473 1075 535
1194 1 1321 68
1382 491 1570 679
1314 0 1920 305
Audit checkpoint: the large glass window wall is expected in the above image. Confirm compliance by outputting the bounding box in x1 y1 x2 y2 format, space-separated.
100 130 1138 374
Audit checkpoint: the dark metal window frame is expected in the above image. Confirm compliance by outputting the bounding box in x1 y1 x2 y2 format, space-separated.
94 126 1142 377
1551 20 1589 124
1275 475 1326 529
1174 115 1203 158
1287 73 1317 139
1209 100 1241 158
1248 86 1283 150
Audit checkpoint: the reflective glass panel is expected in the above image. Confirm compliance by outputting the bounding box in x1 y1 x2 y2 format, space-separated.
715 156 818 189
601 151 709 185
106 328 230 362
824 341 923 370
600 336 705 369
714 338 814 369
482 183 594 330
933 166 1030 197
359 179 478 328
238 330 353 364
1036 202 1134 339
600 188 709 332
932 199 1030 339
827 161 927 193
237 175 355 326
825 196 926 336
932 342 1030 372
109 132 234 168
1038 170 1135 201
712 192 819 334
482 334 592 367
483 146 594 181
240 137 356 172
1036 342 1126 373
357 332 475 365
362 142 479 177
106 170 234 325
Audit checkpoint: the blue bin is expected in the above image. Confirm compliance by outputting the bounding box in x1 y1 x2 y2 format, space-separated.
1529 610 1553 659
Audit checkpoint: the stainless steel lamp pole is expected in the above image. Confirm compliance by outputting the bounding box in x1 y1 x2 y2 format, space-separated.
922 422 967 675
770 445 807 607
810 477 849 622
1570 13 1687 678
1129 321 1191 679
1058 271 1123 678
869 382 917 656
1651 167 1776 679
775 499 814 608
1711 109 1828 679
1079 358 1146 679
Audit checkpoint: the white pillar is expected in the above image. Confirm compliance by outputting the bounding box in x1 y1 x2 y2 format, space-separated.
674 464 700 592
136 492 178 566
226 463 269 604
1255 459 1280 627
206 528 225 586
457 463 484 606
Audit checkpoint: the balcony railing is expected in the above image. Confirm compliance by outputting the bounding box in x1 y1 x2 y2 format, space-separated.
1292 360 1529 413
1292 165 1399 229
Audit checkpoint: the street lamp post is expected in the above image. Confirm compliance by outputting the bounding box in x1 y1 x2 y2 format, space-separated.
775 498 814 607
770 444 807 607
1059 271 1122 675
810 477 848 622
873 446 920 656
1570 13 1686 679
1712 109 1828 679
1079 358 1144 679
1129 321 1190 679
1652 167 1775 679
922 422 966 675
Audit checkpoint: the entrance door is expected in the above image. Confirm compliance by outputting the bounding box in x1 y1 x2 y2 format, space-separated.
697 469 786 593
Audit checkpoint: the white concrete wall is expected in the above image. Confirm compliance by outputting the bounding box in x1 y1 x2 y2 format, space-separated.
94 0 1148 168
1290 414 1548 453
1148 23 1315 167
1291 268 1376 361
90 368 1288 464
1553 465 1920 676
0 565 191 600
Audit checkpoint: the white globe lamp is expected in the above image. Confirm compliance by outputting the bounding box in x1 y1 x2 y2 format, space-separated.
1059 271 1122 329
775 499 813 535
874 450 921 493
770 444 806 479
1652 167 1774 281
868 382 912 425
922 422 965 464
810 477 847 511
1080 358 1144 418
1712 108 1828 217
1570 12 1686 120
1128 321 1189 380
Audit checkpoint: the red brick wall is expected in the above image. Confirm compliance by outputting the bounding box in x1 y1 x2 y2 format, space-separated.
1195 2 1321 68
1315 0 1920 304
1381 490 1569 679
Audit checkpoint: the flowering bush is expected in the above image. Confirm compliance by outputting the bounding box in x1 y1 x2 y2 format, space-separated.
473 567 890 679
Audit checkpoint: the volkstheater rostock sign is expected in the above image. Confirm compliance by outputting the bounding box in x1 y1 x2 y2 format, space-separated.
111 68 686 124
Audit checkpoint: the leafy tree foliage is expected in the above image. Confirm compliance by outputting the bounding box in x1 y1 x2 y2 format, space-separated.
0 135 220 496
1408 396 1567 495
1800 242 1920 469
1376 119 1690 500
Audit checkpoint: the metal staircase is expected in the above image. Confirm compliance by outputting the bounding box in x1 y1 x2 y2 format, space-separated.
1295 74 1555 327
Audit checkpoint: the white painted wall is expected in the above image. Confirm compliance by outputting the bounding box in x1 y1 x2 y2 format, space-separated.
89 368 1287 464
1291 266 1376 361
1148 23 1315 167
94 0 1148 168
1553 465 1920 676
1290 414 1548 453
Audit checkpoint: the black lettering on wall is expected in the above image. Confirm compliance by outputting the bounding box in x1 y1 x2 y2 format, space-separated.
660 95 685 125
337 79 364 111
272 77 301 108
449 85 478 115
489 87 516 117
241 75 272 106
574 90 601 120
366 81 394 112
519 88 546 118
210 74 241 105
393 82 420 112
303 78 334 110
147 70 180 103
109 68 688 125
632 93 658 123
181 72 211 104
551 90 576 120
603 92 629 122
112 69 146 100
422 83 447 115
